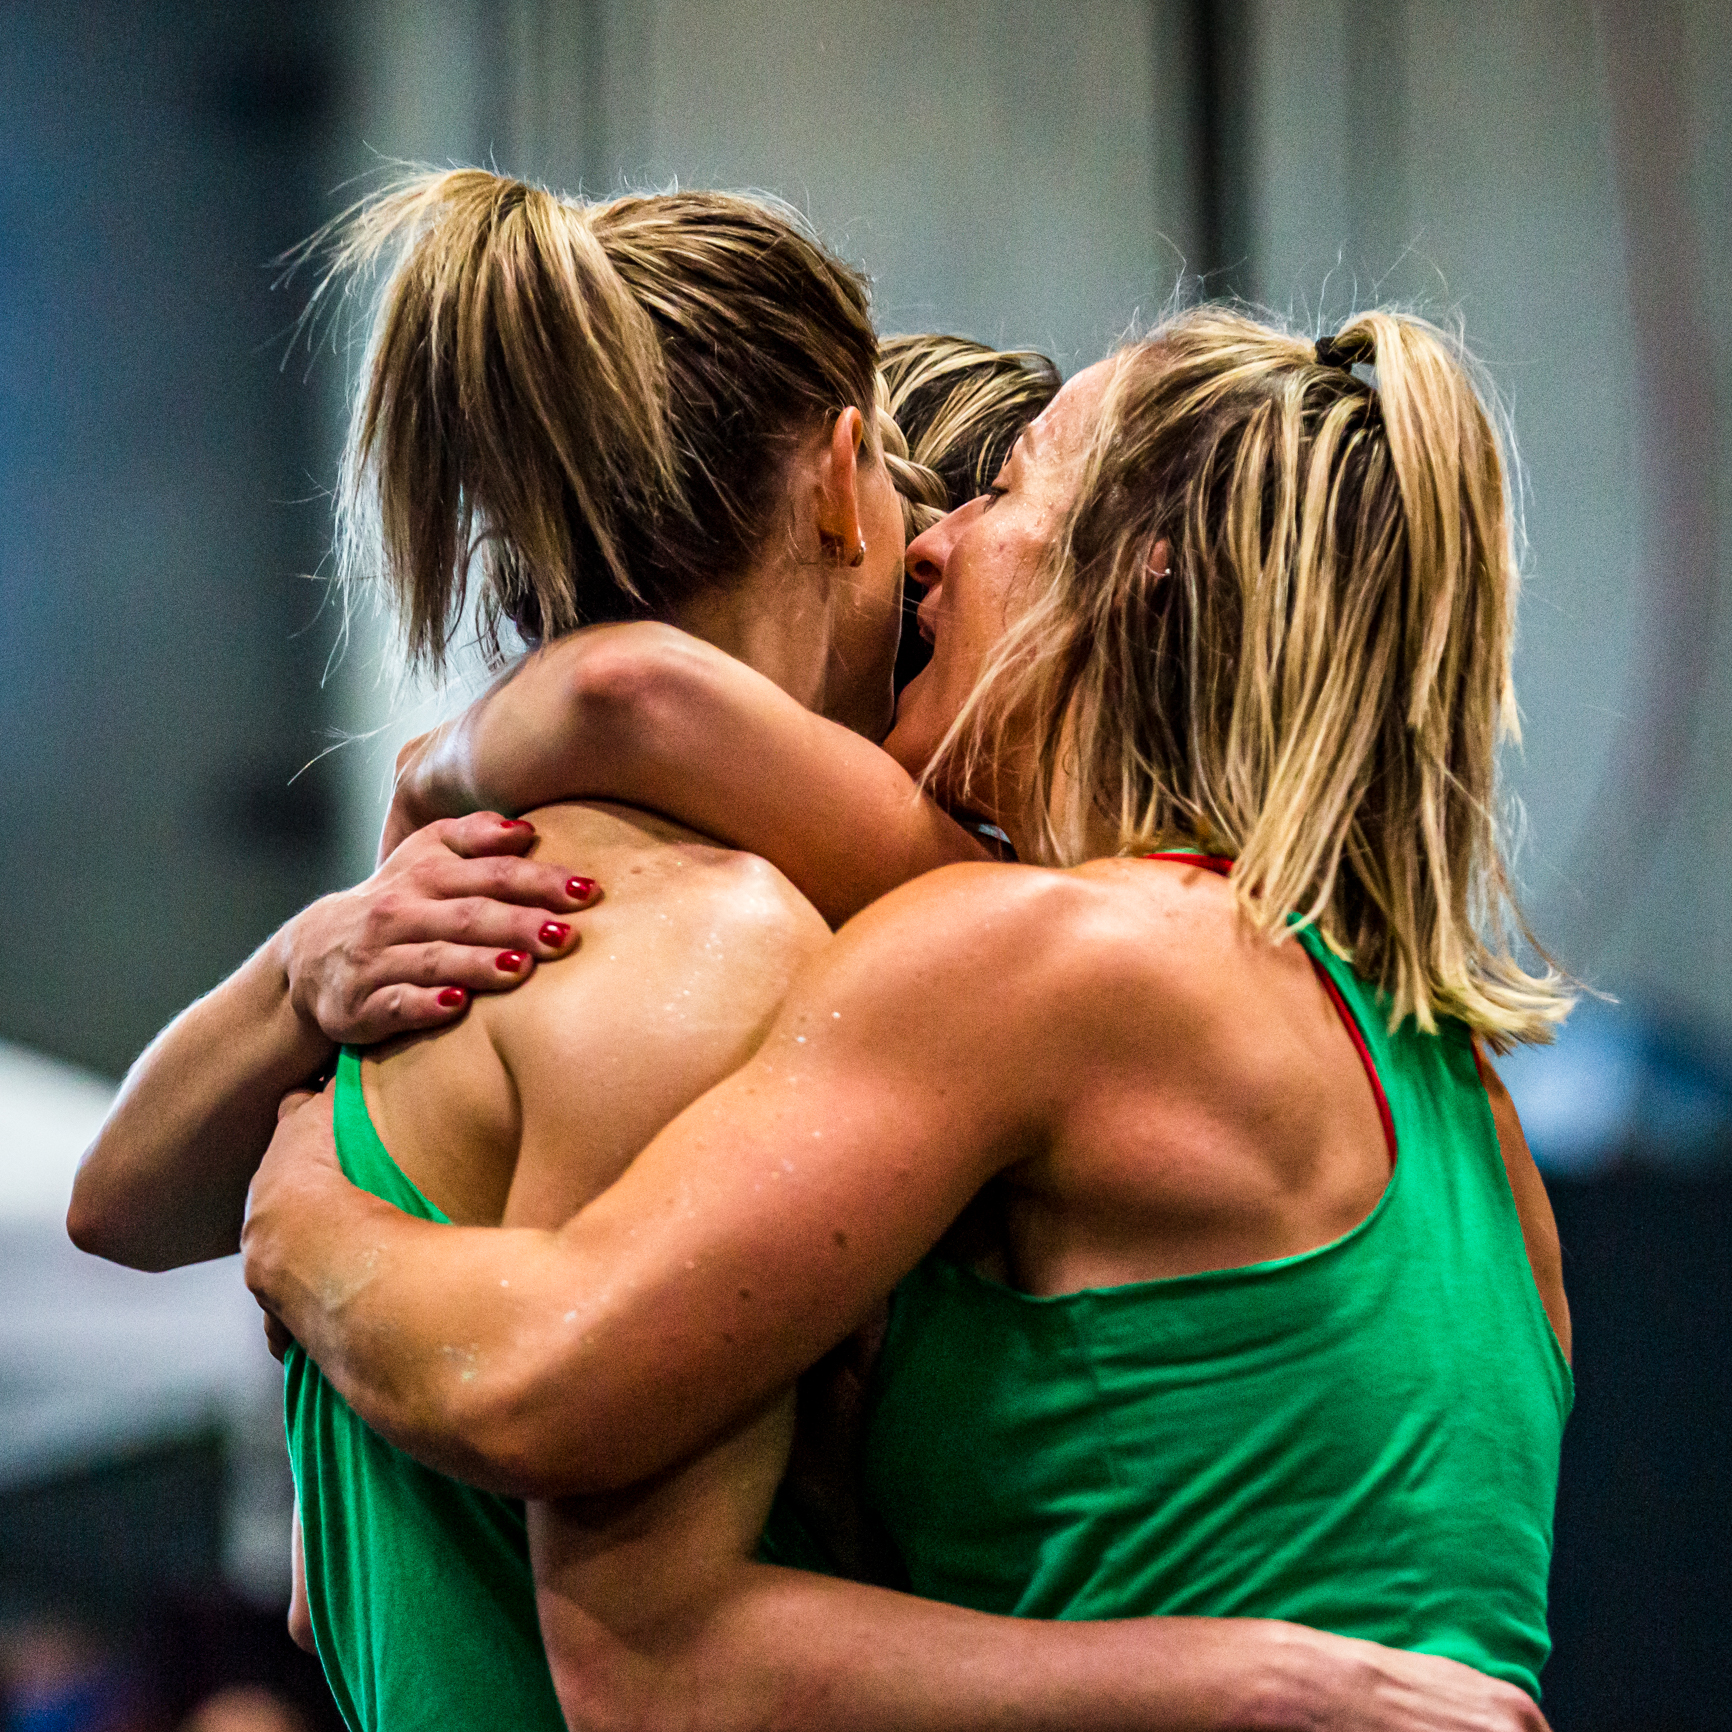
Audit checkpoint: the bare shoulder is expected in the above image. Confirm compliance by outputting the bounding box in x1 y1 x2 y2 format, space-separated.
488 802 830 1074
808 858 1180 1043
525 799 828 948
843 853 1234 998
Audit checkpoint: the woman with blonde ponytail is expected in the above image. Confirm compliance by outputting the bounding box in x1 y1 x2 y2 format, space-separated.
241 298 1568 1728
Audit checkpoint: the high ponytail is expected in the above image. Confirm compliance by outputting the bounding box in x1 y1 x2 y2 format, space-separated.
311 170 880 676
320 170 678 670
934 304 1572 1049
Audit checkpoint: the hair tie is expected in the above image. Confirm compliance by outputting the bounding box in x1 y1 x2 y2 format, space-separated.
1314 329 1374 371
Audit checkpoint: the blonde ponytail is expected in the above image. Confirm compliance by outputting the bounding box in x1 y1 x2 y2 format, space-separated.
935 305 1571 1049
878 334 1061 530
311 170 880 676
320 170 677 670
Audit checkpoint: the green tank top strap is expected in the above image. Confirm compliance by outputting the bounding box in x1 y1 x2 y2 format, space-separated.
282 1049 566 1732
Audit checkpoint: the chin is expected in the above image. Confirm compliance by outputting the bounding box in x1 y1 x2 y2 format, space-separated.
882 679 946 780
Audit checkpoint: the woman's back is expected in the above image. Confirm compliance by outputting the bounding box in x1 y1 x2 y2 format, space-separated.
859 854 1572 1695
364 801 829 1230
285 801 829 1730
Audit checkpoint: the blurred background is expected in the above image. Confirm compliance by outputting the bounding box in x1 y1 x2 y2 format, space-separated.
2 1 1726 1726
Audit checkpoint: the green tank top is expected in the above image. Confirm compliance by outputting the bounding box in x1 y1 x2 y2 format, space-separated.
859 883 1573 1699
282 1049 566 1732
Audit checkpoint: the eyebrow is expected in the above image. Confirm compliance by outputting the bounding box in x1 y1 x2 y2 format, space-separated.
1006 418 1043 469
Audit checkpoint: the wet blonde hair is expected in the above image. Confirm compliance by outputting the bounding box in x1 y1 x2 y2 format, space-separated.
309 169 882 674
878 335 1061 533
937 306 1571 1049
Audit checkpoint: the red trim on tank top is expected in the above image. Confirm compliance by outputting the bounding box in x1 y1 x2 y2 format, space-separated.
1141 851 1397 1169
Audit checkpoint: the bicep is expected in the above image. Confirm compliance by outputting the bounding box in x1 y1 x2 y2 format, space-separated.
496 881 1044 1488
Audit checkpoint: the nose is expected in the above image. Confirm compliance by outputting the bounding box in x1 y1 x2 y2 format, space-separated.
904 498 975 589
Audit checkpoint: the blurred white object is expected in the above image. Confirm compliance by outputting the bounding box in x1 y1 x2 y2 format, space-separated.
0 1039 291 1599
0 1038 116 1221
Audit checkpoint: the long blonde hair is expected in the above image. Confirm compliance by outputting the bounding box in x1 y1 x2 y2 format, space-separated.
936 306 1571 1049
306 170 882 675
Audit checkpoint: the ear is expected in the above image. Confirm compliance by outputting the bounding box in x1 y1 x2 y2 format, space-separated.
813 406 867 556
1149 536 1172 579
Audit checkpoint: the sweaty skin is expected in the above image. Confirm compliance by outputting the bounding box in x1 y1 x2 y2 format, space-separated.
283 802 1550 1732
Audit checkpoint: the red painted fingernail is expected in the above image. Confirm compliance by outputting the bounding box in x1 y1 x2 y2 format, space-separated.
500 818 533 831
539 921 570 946
566 877 596 900
496 950 528 972
437 987 466 1008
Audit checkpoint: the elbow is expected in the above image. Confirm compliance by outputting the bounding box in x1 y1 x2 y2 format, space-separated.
567 626 713 752
65 1144 152 1269
64 1169 106 1258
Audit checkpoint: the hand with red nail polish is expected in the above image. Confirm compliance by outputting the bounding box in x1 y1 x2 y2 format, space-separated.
269 812 601 1047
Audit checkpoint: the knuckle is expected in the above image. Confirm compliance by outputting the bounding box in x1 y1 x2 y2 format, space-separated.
447 899 486 941
367 890 405 929
481 857 518 893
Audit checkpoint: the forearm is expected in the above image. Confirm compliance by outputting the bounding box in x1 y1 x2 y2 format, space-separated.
545 1563 1329 1732
69 930 332 1270
245 1151 562 1489
403 625 986 925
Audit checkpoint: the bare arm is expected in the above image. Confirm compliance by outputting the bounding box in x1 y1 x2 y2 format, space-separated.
1472 1042 1572 1362
528 1386 1547 1732
69 814 593 1270
391 622 989 926
243 864 1068 1493
288 1502 315 1654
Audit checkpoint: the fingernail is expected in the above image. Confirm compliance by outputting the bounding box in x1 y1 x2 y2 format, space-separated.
539 921 570 946
496 950 528 972
437 987 466 1008
500 818 533 831
566 877 596 900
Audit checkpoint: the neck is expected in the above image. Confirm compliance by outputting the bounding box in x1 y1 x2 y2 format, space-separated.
671 561 829 716
992 750 1125 866
667 544 890 739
